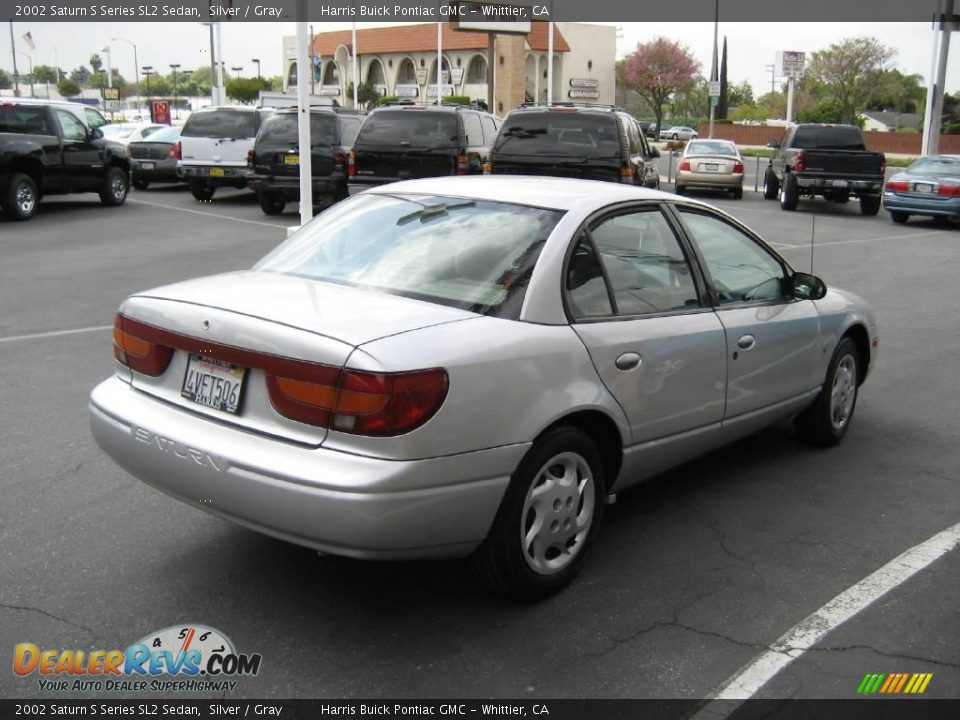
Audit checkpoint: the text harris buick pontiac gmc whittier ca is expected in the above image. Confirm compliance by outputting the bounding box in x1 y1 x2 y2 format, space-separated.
89 176 878 600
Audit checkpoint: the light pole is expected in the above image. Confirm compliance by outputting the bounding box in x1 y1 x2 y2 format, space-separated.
181 69 194 111
101 45 112 88
251 58 260 79
112 38 139 113
170 63 181 119
231 66 243 75
142 66 154 107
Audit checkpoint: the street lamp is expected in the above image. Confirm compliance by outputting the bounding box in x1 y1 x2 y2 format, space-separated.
170 63 181 119
112 37 140 113
181 69 195 111
142 65 155 105
251 58 261 79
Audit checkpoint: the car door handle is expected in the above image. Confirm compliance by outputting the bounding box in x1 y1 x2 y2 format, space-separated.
737 335 757 351
615 352 642 371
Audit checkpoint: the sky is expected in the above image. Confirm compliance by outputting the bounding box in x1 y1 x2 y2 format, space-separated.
3 21 959 98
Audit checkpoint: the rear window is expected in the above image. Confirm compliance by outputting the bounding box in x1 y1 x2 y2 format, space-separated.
357 111 459 147
906 156 960 176
686 140 737 155
182 109 257 139
138 125 181 143
254 193 563 318
0 105 54 135
791 126 865 150
257 113 337 145
494 112 621 157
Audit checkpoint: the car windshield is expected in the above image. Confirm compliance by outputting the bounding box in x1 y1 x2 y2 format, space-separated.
137 125 180 143
257 113 337 145
686 140 736 156
907 156 960 176
182 109 256 138
495 112 621 157
255 193 564 318
357 111 459 147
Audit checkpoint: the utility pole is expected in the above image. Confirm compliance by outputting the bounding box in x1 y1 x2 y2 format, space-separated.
708 0 719 138
929 0 954 155
765 63 776 93
9 21 21 97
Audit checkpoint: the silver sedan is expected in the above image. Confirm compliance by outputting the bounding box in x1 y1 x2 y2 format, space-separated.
90 177 878 600
675 139 745 198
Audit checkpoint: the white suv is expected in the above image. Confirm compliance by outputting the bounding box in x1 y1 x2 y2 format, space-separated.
177 105 273 201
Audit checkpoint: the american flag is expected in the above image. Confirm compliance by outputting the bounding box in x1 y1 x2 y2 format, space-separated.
22 31 36 50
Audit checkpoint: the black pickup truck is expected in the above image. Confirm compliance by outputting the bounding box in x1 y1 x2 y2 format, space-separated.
763 124 886 215
0 100 131 221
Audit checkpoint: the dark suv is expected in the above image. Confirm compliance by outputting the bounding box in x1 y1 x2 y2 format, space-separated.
251 107 363 215
347 103 500 194
487 105 660 188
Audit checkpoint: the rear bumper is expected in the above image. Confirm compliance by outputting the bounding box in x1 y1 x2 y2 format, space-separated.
676 170 743 189
794 174 883 194
89 376 521 560
254 175 345 198
132 159 180 182
882 192 960 217
178 164 254 181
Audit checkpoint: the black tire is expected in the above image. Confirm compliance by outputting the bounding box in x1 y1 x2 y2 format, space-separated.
258 190 285 215
99 166 129 207
780 173 799 211
732 186 743 200
932 215 951 227
671 133 679 140
859 195 881 216
794 337 860 447
132 178 150 191
763 167 779 200
674 184 686 196
889 211 909 224
471 426 606 601
189 179 215 202
3 172 39 221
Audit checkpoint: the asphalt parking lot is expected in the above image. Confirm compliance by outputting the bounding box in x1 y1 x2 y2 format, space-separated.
1 181 958 702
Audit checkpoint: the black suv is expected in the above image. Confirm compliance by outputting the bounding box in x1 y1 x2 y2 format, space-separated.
347 103 500 194
487 105 660 188
250 107 363 215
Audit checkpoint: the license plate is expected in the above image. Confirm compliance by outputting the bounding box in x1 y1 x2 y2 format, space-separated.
832 180 849 188
181 355 247 414
284 154 299 166
209 167 225 177
914 183 934 193
704 163 719 172
139 161 155 170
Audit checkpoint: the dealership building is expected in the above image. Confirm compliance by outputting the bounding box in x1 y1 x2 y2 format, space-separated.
281 22 616 114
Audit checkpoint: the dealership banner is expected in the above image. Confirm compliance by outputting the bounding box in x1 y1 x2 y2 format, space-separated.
1 0 956 22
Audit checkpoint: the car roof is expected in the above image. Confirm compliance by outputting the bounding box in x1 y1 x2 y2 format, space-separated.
364 175 708 213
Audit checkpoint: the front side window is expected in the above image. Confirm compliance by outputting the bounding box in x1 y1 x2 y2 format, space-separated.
255 194 563 318
55 109 87 141
678 209 787 304
84 107 107 129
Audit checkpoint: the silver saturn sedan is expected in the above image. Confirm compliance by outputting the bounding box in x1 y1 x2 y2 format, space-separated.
90 176 878 600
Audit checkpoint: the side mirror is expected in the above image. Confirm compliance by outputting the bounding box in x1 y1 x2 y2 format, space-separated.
90 127 104 140
792 272 827 300
649 147 660 159
767 140 780 149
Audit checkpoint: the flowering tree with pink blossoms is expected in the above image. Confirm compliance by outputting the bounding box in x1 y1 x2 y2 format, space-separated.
622 38 701 135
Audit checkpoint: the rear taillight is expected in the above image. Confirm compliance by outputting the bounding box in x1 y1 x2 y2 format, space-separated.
937 184 960 196
456 153 470 176
348 150 357 178
885 180 909 192
171 141 181 160
483 161 492 174
678 160 691 171
246 149 255 168
113 315 174 377
733 161 744 174
334 151 345 173
267 367 448 436
793 151 805 173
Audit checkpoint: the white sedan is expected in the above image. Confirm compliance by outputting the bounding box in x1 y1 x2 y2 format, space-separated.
90 177 877 600
100 122 167 145
660 125 699 141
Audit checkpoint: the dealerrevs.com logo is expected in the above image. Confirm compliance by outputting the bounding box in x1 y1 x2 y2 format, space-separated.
13 624 262 693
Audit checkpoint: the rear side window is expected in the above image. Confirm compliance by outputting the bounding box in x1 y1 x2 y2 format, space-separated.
257 113 336 145
182 109 257 139
494 112 621 157
461 112 483 145
791 126 864 150
338 117 361 146
0 106 54 135
356 111 459 147
480 115 498 145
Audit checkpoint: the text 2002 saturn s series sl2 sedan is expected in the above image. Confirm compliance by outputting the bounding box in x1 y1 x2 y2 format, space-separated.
90 176 878 600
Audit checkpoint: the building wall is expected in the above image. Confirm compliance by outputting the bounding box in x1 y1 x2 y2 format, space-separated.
555 22 616 105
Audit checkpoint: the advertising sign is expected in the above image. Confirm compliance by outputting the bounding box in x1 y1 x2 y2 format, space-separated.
778 51 805 79
151 101 171 125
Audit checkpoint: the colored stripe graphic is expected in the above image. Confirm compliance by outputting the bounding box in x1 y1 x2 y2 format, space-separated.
857 672 932 694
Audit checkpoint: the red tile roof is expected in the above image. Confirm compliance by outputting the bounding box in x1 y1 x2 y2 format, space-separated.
310 21 568 58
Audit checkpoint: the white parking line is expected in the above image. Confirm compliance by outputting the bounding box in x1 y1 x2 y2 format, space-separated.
0 325 112 344
691 521 960 717
129 198 288 230
776 229 944 251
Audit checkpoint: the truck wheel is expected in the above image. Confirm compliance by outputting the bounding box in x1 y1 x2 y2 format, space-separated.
4 173 39 221
763 167 779 200
189 180 215 201
99 166 129 207
780 173 799 211
859 195 881 216
258 189 285 215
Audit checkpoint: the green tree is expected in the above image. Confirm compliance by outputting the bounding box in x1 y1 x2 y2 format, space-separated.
32 64 59 84
89 53 103 74
806 37 896 124
797 98 844 124
728 80 754 108
867 69 925 115
622 37 701 135
70 66 91 86
346 80 381 109
732 91 786 122
225 76 270 104
0 69 11 90
670 76 710 124
718 37 728 119
57 78 81 97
